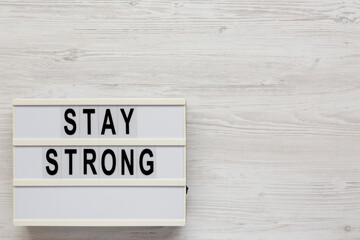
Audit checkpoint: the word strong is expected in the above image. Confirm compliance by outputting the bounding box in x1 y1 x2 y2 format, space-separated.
64 108 134 136
45 148 154 177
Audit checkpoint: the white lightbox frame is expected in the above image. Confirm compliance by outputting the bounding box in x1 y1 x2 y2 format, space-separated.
13 98 186 227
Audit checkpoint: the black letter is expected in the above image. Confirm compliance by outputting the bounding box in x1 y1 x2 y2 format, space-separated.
64 108 77 135
120 108 134 134
83 109 95 135
121 149 134 175
139 149 154 176
64 149 77 175
83 149 97 175
101 149 116 175
46 148 58 176
101 109 116 135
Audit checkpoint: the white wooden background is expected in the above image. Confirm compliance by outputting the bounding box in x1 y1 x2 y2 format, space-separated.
1 0 360 239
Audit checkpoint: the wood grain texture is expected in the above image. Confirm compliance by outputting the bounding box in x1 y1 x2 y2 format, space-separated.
1 0 360 239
